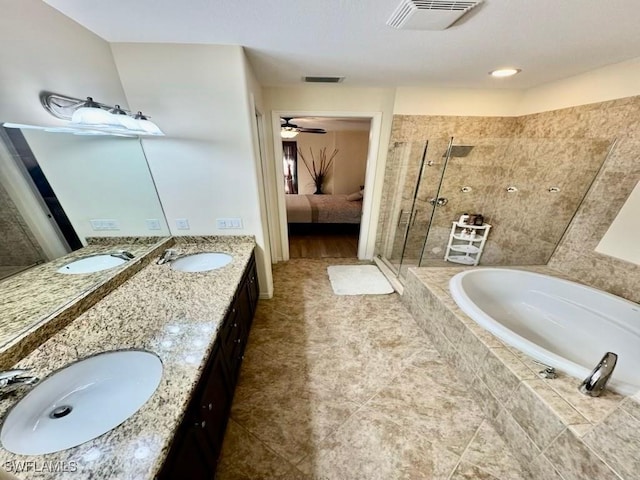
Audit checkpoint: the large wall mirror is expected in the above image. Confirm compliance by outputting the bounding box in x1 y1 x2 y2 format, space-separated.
0 126 170 349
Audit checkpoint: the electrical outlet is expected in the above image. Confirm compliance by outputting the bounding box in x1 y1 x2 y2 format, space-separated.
230 218 242 229
146 219 162 230
216 219 227 229
175 218 190 230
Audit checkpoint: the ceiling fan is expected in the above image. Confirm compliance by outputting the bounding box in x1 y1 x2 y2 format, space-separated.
280 117 326 138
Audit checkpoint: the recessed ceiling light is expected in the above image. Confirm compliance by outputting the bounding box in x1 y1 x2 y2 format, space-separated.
489 68 522 78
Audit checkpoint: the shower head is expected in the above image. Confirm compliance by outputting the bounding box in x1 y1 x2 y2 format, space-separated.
444 145 474 157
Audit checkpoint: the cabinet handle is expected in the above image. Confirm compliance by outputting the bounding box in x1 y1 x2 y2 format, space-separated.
232 308 236 313
202 403 213 411
195 420 206 428
233 323 238 328
235 338 242 344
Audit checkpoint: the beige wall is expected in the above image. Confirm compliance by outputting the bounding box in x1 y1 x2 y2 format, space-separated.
294 130 369 195
542 97 640 303
379 95 640 303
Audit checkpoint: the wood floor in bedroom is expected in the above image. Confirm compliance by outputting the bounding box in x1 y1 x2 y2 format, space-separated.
288 233 358 258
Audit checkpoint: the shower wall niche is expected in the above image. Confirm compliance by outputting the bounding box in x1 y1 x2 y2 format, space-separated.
375 115 613 278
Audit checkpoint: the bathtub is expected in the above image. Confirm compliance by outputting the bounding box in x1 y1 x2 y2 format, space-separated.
449 268 640 395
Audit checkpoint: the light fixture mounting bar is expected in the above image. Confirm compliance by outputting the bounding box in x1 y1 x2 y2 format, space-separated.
40 92 134 121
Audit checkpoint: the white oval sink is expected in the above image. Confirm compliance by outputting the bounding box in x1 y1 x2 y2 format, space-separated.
170 252 232 272
0 350 162 455
56 254 126 274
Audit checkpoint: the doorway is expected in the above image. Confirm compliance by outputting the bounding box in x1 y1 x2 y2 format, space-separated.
277 116 371 259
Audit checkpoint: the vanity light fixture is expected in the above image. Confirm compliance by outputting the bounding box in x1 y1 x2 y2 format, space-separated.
489 68 522 78
29 92 165 137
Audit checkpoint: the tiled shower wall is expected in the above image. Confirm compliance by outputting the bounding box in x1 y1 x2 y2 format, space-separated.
0 181 44 267
532 96 640 304
377 96 639 301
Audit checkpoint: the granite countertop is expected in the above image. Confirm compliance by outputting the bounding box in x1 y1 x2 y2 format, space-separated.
0 236 256 480
0 238 172 369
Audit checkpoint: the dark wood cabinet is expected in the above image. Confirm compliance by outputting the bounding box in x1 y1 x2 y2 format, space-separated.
157 252 259 479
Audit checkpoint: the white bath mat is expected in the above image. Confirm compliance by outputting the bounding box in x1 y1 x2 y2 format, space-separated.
327 265 394 295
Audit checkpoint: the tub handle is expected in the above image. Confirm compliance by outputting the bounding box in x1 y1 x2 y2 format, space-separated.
533 361 557 379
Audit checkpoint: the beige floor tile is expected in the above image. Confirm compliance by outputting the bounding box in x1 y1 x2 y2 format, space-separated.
296 406 461 480
221 259 527 479
216 419 296 480
366 350 485 456
460 421 527 480
449 462 501 480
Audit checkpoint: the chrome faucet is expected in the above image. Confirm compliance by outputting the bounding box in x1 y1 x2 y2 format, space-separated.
111 250 135 261
0 369 39 398
157 248 179 265
579 352 618 397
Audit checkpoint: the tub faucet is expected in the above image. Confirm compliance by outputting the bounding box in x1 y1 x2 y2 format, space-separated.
0 369 39 398
579 352 618 397
157 248 178 265
111 250 134 261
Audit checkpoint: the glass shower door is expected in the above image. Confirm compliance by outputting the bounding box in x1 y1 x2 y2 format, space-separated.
376 141 427 274
398 138 453 278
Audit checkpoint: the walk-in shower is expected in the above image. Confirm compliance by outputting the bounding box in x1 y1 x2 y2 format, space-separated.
375 135 614 282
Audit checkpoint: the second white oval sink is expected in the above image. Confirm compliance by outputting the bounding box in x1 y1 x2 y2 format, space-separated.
0 350 162 455
56 254 126 274
170 252 232 272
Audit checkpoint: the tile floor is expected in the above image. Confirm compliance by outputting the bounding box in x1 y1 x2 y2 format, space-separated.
217 259 526 479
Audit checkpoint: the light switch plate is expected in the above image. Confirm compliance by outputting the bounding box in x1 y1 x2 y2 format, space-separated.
146 219 162 230
175 218 190 230
216 217 243 229
90 219 120 231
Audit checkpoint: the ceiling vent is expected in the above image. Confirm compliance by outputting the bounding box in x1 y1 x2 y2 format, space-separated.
303 76 345 83
386 0 483 30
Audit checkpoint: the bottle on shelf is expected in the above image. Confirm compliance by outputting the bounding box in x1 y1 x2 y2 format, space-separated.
444 218 491 266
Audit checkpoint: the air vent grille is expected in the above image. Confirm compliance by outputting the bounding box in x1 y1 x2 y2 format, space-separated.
387 0 483 30
303 76 345 83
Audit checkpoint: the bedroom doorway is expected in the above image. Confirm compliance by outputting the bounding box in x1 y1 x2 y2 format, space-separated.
279 116 371 259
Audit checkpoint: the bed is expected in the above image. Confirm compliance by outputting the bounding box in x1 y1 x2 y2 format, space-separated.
285 194 362 233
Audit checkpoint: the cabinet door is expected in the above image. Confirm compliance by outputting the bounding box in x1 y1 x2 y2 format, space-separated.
245 258 259 318
199 344 232 463
158 417 214 479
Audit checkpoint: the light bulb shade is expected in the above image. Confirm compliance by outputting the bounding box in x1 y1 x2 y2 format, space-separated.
117 114 145 131
134 112 163 136
281 129 299 139
71 106 120 127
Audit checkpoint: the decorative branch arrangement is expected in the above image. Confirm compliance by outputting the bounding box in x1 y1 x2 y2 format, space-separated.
297 147 339 194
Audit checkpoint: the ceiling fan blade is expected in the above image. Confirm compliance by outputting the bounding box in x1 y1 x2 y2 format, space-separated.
298 128 326 134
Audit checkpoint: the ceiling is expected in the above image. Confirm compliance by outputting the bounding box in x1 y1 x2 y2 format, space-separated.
43 0 640 90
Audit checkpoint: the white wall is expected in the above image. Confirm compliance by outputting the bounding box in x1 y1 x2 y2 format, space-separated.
392 56 640 117
516 56 640 115
111 43 272 295
595 181 640 264
393 87 523 116
22 131 170 240
0 0 130 259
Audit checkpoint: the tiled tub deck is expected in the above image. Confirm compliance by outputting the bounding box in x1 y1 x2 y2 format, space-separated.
402 266 640 480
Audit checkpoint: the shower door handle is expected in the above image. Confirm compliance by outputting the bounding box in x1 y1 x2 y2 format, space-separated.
397 210 412 227
429 197 448 207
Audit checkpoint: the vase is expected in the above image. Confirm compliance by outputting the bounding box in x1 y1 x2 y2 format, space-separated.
314 185 323 194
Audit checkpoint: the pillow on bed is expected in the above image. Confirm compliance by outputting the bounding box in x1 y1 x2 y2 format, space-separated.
346 190 363 201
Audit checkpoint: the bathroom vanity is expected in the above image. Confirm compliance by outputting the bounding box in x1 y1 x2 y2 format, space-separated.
0 236 258 479
159 249 258 478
